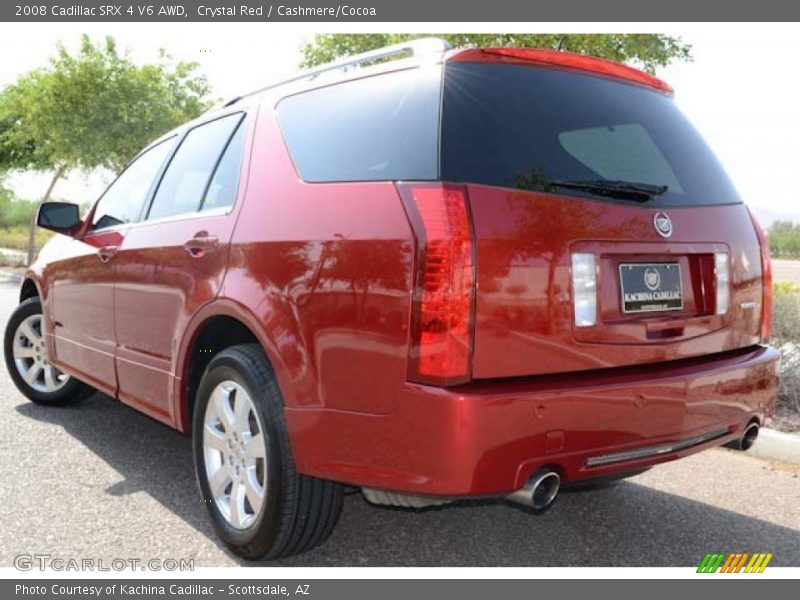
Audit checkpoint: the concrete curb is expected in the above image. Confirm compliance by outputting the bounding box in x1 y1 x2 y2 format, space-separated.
0 270 22 284
0 247 26 268
746 427 800 465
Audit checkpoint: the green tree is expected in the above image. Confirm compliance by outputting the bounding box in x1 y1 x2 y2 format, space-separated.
769 220 796 235
768 220 800 258
0 34 211 263
301 34 691 73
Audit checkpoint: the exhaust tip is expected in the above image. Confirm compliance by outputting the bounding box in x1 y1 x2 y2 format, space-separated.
741 423 759 450
725 423 759 451
531 471 560 510
506 469 561 513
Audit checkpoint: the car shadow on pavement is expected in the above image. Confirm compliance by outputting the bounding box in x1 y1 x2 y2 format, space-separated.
16 393 800 567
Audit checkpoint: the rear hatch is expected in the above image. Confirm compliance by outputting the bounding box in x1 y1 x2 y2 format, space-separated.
440 53 766 379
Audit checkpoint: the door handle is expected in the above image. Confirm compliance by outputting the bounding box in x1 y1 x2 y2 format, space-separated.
184 235 219 257
97 245 118 263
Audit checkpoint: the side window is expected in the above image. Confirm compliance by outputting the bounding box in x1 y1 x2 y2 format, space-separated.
146 114 243 221
201 119 246 212
276 67 441 182
91 138 175 230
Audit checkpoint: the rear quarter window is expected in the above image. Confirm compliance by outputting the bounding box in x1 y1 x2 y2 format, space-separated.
441 62 742 207
276 67 441 182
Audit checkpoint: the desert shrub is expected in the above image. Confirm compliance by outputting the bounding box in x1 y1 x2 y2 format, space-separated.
769 221 800 259
0 225 53 252
0 196 38 228
772 282 800 414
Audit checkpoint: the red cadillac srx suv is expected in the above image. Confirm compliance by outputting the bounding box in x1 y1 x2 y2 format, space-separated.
3 39 779 559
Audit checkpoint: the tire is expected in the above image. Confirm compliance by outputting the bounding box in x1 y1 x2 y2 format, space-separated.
193 343 343 560
3 297 93 406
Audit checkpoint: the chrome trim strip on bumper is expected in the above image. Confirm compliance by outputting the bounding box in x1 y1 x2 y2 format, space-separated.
585 428 730 467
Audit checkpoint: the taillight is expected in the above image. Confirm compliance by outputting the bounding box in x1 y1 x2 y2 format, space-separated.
747 206 773 342
398 183 475 386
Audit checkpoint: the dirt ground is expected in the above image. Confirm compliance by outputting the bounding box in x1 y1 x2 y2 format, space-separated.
773 259 800 284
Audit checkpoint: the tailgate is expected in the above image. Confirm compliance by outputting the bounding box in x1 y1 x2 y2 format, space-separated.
439 60 765 380
467 186 764 379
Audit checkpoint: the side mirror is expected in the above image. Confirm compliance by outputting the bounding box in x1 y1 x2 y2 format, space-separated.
37 202 82 236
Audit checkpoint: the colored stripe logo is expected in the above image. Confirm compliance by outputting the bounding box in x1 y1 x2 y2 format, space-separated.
697 552 773 573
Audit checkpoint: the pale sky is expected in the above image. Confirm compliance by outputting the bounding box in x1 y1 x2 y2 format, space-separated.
1 23 798 217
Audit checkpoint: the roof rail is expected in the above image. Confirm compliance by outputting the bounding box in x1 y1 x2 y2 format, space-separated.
222 37 452 107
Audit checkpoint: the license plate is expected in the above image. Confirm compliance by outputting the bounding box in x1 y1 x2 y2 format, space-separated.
619 263 683 314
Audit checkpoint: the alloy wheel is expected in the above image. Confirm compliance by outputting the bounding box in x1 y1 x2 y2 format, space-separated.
12 314 69 394
202 380 268 530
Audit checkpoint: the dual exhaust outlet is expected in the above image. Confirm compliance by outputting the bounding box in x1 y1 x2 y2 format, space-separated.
506 469 561 512
504 423 761 512
725 422 760 452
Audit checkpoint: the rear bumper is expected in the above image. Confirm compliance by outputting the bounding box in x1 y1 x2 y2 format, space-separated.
287 345 779 496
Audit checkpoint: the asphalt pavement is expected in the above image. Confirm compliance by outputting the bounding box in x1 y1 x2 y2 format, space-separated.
0 278 798 567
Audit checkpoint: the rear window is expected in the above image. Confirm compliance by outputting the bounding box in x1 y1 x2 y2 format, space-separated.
441 62 741 207
277 67 441 182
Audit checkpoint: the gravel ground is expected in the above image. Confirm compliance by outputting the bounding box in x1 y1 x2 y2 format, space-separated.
0 279 798 567
773 259 800 284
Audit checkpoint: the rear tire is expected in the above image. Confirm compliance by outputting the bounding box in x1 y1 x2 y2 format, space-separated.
193 343 343 560
3 297 92 406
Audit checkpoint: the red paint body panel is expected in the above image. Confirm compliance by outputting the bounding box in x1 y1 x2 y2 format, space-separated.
287 345 778 494
467 186 764 380
219 111 414 417
43 228 124 397
113 211 237 424
22 48 779 500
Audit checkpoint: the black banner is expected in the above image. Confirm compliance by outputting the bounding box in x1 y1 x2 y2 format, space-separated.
3 0 800 21
4 579 798 600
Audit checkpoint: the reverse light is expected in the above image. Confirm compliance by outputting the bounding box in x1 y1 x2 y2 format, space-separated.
747 207 773 342
571 253 597 327
715 252 730 315
398 183 475 386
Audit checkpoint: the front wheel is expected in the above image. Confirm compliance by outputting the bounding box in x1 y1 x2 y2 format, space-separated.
3 297 92 406
193 344 343 560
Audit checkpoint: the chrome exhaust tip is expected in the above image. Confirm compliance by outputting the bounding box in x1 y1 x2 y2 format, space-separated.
506 469 560 513
725 423 760 451
740 423 760 450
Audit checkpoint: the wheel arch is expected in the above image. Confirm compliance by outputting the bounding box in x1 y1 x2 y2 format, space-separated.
19 277 41 302
174 299 295 435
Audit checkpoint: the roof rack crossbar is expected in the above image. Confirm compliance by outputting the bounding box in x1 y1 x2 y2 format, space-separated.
223 37 452 107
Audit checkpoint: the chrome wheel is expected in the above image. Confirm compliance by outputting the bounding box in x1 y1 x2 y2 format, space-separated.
12 314 69 394
203 380 267 530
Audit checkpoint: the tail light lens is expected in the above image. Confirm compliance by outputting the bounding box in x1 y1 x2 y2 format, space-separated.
398 183 475 386
747 207 772 342
714 252 730 315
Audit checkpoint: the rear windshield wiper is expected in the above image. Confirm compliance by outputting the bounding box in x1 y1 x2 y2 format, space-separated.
550 179 668 202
